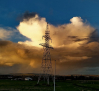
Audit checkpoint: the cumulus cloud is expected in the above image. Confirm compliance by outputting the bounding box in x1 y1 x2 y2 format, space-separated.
0 12 99 74
17 14 95 49
17 14 46 47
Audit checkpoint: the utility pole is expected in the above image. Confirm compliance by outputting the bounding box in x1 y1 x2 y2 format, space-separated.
54 60 56 91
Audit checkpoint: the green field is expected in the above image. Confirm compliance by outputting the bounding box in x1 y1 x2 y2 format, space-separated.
0 80 99 91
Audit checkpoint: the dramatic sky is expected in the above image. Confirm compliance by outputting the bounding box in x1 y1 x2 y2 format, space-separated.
0 0 99 75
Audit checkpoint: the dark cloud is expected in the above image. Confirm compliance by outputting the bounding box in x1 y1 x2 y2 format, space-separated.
18 11 38 21
0 40 99 74
0 41 12 46
89 30 99 42
23 11 37 20
67 29 99 43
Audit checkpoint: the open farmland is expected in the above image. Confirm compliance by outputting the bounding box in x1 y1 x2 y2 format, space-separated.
0 80 99 91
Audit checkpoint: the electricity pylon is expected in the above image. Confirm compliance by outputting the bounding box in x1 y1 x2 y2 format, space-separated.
37 22 53 85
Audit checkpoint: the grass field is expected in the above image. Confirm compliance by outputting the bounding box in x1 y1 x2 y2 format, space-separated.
0 80 99 91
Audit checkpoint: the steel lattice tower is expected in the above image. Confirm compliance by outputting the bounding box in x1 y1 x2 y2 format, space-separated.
37 22 53 85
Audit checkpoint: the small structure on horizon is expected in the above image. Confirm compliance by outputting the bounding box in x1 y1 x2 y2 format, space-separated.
25 77 32 81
